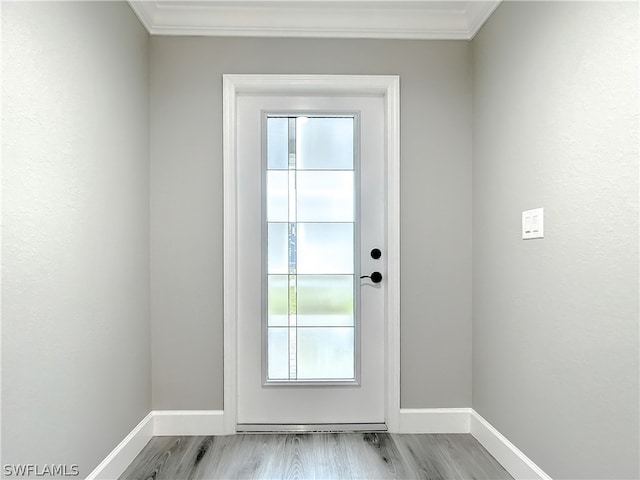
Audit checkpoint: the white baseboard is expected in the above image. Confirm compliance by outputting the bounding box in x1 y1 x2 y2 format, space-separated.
85 412 153 480
470 410 551 480
153 410 227 436
88 408 550 480
397 408 550 479
398 408 471 433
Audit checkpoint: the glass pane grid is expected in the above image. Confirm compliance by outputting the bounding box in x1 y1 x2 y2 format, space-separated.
266 115 356 382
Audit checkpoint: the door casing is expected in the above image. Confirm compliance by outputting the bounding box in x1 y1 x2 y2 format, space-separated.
223 74 400 433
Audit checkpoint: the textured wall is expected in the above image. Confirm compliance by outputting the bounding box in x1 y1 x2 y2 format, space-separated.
472 2 639 478
2 2 150 476
150 37 472 409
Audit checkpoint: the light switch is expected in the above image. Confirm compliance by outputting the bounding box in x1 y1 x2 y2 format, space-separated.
522 208 544 239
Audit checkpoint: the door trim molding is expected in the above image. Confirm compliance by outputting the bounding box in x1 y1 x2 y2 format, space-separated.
223 74 401 434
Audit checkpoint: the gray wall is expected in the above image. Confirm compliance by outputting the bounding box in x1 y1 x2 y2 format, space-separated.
2 2 151 476
472 2 639 479
7 3 635 476
150 37 472 409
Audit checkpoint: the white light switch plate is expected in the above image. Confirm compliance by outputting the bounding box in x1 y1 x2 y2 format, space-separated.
522 208 544 239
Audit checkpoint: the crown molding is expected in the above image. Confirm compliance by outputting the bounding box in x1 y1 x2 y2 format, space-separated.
127 1 500 40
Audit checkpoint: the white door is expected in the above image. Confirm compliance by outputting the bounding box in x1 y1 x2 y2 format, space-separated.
236 93 386 428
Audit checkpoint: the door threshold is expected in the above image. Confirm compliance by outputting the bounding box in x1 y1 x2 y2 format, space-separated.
236 423 387 433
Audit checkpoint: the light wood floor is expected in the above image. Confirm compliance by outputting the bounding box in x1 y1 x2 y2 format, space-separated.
120 433 512 479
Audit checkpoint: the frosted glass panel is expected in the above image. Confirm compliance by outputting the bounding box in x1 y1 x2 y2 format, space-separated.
265 115 358 382
297 118 354 170
297 223 354 274
297 171 354 222
268 328 289 380
267 117 288 169
267 171 289 222
297 328 354 379
297 275 354 327
267 275 288 326
268 223 288 274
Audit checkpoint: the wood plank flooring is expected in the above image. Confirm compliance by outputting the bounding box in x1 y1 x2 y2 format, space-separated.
120 433 512 479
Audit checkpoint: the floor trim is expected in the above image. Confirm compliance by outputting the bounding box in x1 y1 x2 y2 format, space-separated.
153 410 226 436
236 423 387 433
85 412 153 480
89 409 551 480
470 410 552 480
398 408 471 433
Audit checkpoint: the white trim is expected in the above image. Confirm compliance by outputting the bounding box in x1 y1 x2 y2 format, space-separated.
237 423 387 433
85 413 153 480
223 74 400 432
127 1 154 33
153 410 226 436
222 75 239 436
398 408 471 434
470 410 552 480
126 1 501 40
397 409 551 478
384 76 401 433
88 408 551 480
467 1 502 39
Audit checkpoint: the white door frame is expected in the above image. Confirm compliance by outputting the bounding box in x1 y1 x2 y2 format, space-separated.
223 74 400 434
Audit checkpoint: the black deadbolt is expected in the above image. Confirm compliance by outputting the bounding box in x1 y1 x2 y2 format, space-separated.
370 248 382 259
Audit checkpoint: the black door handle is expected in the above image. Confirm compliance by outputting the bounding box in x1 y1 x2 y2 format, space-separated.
360 272 383 283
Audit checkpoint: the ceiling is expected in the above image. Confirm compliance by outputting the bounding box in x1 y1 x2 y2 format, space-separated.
127 1 501 40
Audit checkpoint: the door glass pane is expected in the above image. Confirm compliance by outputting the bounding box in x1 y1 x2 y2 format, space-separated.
267 171 288 222
267 223 288 274
267 275 289 326
297 327 355 379
297 117 354 170
297 275 354 327
267 117 289 169
297 171 354 222
297 223 354 274
265 115 356 382
267 328 289 380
